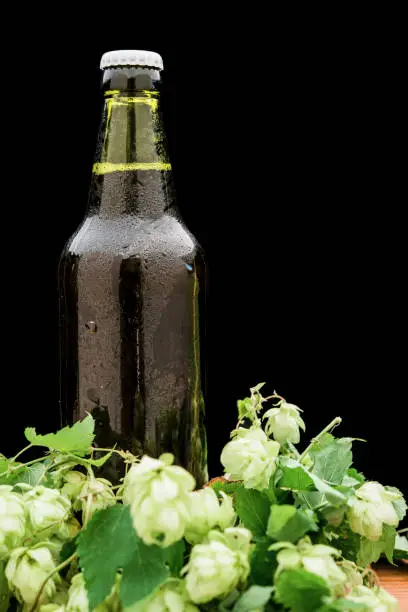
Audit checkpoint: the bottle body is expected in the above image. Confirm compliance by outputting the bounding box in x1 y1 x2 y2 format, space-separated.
58 61 207 485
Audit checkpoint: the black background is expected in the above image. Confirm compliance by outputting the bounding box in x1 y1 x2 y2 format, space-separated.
1 15 405 500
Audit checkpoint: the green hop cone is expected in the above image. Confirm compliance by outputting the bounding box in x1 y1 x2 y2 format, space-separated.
62 471 116 523
61 471 86 505
347 482 402 541
56 515 81 541
345 584 399 611
182 528 251 604
271 537 347 596
24 486 71 537
184 488 236 545
66 573 91 612
263 400 305 445
5 545 60 606
128 579 199 612
123 453 195 547
337 559 364 591
66 572 120 611
39 605 66 612
220 427 280 491
0 485 26 555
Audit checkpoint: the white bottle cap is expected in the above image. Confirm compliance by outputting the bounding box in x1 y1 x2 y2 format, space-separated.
100 50 164 70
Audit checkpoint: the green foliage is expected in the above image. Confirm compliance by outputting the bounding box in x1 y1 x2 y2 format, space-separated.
25 414 95 455
0 389 405 612
267 505 318 543
274 569 331 612
235 489 271 536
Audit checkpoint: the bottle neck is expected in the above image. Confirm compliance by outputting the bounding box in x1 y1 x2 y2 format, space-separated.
88 67 173 218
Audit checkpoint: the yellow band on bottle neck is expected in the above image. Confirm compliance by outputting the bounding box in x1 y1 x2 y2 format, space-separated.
93 162 172 175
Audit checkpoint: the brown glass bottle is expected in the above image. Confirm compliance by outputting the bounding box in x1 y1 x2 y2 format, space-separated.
58 51 207 485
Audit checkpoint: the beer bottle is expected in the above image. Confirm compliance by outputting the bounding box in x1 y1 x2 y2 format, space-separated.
58 50 207 485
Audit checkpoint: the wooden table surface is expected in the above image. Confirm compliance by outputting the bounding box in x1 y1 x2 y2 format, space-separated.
376 563 408 610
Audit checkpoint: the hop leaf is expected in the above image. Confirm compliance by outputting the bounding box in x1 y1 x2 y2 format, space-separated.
233 585 273 612
394 534 408 560
77 505 179 609
234 488 271 536
277 457 346 506
309 437 353 485
386 486 407 521
237 384 266 423
0 560 11 612
274 569 331 612
357 524 396 566
25 415 95 456
266 505 318 543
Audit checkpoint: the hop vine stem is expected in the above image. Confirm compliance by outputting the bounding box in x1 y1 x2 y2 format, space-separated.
299 417 342 462
29 552 77 612
10 443 33 462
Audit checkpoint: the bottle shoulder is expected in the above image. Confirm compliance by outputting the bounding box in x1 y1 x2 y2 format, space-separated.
62 213 200 259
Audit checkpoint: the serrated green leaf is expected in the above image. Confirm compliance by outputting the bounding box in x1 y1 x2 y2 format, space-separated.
62 450 113 469
233 586 273 612
0 456 8 475
267 505 296 537
331 522 361 563
251 382 266 393
78 506 137 607
164 539 185 576
346 468 365 485
235 488 271 536
25 415 95 456
1 458 53 487
310 433 336 450
120 539 170 607
15 461 47 486
60 536 78 562
78 505 170 608
386 486 407 521
87 451 114 467
278 458 346 507
238 398 254 421
209 480 244 497
274 569 331 612
267 505 318 543
357 524 396 567
249 538 278 586
0 561 11 612
278 458 315 492
24 427 36 441
394 534 408 560
310 438 353 485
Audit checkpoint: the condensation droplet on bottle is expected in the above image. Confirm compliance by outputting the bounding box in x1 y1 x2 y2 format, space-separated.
85 321 98 333
185 263 193 272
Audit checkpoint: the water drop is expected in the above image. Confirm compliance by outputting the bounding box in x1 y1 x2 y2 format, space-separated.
85 321 97 333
